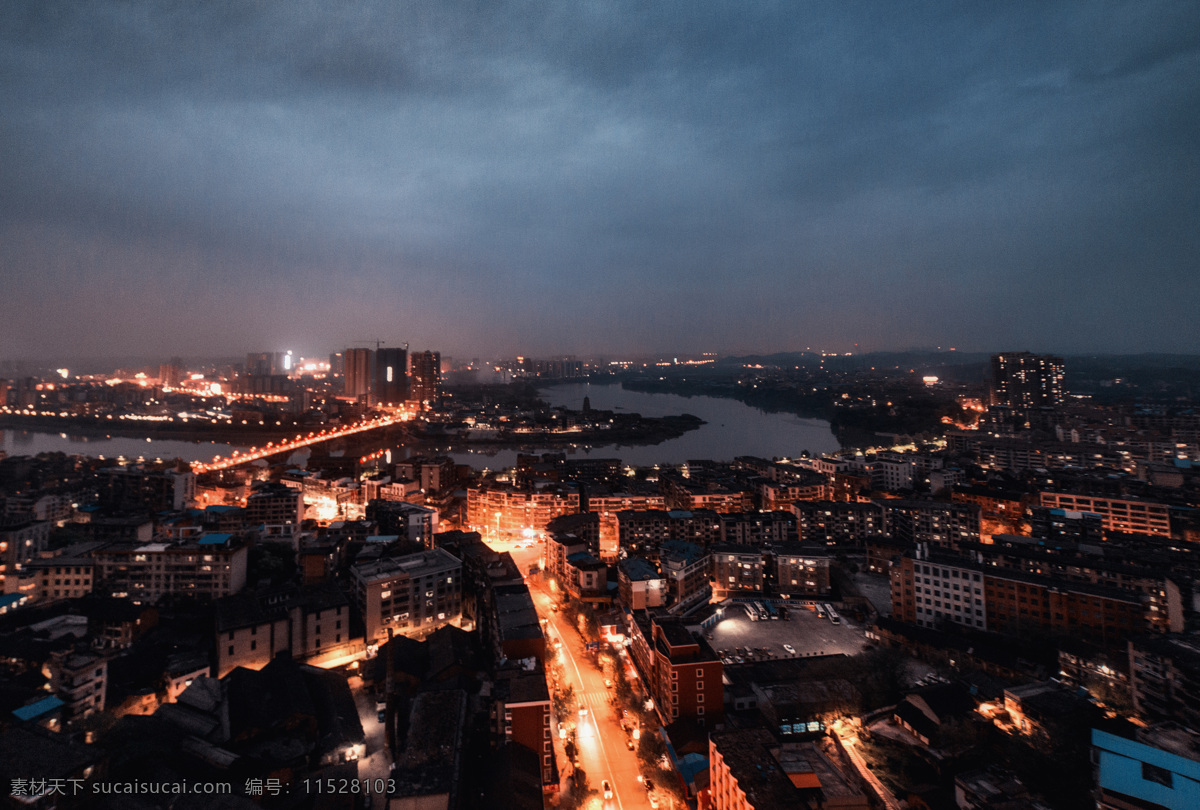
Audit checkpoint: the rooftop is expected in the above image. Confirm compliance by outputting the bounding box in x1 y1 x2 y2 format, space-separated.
352 547 461 583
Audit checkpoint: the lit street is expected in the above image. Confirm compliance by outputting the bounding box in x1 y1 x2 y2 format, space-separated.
491 536 654 810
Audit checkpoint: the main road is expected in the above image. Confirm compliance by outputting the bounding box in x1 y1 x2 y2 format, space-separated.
495 537 653 810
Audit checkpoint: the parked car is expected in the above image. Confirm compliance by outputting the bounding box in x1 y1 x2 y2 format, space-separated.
783 644 795 654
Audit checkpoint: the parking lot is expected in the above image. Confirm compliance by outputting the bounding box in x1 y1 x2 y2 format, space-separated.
708 602 869 663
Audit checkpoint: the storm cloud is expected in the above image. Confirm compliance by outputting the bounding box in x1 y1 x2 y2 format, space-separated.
2 1 1198 361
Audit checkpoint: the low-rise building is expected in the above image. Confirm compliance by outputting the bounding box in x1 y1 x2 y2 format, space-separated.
1039 492 1172 538
709 728 869 810
619 557 667 610
90 533 248 603
48 647 108 719
564 552 607 601
661 539 710 607
215 583 355 677
352 547 462 643
1092 726 1200 810
628 613 722 726
26 556 95 602
709 544 766 599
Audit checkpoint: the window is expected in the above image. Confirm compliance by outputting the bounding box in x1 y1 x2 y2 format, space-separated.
250 640 257 651
228 645 234 656
1142 762 1173 788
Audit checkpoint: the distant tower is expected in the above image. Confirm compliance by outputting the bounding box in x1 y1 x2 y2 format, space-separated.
344 348 373 400
375 347 409 406
988 352 1065 408
582 396 591 414
410 351 442 406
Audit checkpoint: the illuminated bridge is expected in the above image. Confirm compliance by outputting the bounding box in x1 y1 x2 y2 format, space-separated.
191 414 407 473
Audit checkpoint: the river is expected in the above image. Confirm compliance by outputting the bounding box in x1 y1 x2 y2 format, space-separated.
0 428 246 464
1 382 839 469
437 382 839 469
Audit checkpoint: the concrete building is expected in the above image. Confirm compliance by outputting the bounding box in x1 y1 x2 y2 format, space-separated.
467 482 581 538
628 613 722 726
709 544 766 599
1093 726 1200 810
351 547 462 643
344 347 373 400
0 517 50 593
878 499 981 550
1129 633 1200 728
792 501 885 547
409 350 441 405
215 583 356 677
1038 492 1172 538
709 728 869 810
989 352 1065 408
563 552 607 600
768 545 833 599
720 511 798 545
375 346 408 406
48 647 108 719
245 482 304 528
26 555 95 602
90 533 248 603
661 539 710 607
618 557 667 610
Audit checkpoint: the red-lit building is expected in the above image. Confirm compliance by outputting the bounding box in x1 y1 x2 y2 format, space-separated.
628 612 723 726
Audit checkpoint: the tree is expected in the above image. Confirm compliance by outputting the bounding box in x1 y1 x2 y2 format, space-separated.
553 684 576 720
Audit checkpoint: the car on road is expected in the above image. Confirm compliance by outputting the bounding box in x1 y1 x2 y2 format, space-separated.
644 778 654 792
602 780 613 799
648 794 659 808
783 644 795 654
579 707 588 717
626 738 635 750
604 678 612 688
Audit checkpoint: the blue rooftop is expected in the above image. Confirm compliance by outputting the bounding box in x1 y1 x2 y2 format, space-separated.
204 505 242 514
197 533 233 546
0 594 25 610
12 695 64 722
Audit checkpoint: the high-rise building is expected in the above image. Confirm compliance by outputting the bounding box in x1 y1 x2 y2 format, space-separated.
246 351 294 376
410 350 441 405
988 352 1065 408
344 348 373 400
374 347 408 405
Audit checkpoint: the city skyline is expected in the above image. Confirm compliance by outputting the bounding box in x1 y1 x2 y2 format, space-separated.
3 2 1198 362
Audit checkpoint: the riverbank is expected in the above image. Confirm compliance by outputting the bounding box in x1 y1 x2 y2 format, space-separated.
0 414 304 445
405 413 704 449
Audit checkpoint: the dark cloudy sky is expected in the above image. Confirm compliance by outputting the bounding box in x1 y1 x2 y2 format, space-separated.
2 1 1198 363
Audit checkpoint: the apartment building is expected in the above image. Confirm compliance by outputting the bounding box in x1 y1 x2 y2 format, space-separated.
1039 492 1172 538
352 547 462 643
709 544 766 599
628 613 722 725
90 533 248 603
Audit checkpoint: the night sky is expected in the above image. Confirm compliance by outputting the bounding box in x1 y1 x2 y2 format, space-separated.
2 2 1198 363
